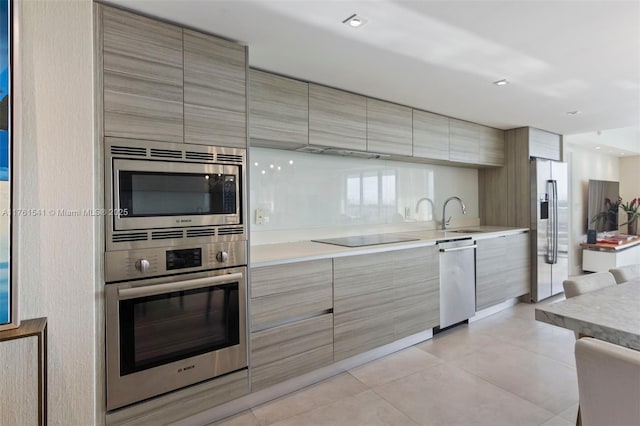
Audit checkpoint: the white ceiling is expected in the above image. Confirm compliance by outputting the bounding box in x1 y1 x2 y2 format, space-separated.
110 0 640 153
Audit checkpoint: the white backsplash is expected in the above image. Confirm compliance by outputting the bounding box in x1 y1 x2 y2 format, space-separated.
250 147 479 244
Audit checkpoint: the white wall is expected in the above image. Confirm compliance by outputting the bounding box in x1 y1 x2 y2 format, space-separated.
16 1 97 424
564 144 619 275
250 147 479 244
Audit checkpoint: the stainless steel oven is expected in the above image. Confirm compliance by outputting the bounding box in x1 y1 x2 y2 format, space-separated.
105 137 245 251
105 241 247 411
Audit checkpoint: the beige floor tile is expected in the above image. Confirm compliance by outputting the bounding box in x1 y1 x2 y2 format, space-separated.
373 363 555 426
251 373 368 425
507 326 577 367
450 341 578 415
539 414 575 426
270 390 417 426
348 346 443 387
212 410 264 426
416 325 497 362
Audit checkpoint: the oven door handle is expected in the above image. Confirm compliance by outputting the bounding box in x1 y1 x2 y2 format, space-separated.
118 272 244 300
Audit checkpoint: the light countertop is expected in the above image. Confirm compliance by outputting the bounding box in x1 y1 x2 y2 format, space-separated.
535 280 640 351
250 226 528 267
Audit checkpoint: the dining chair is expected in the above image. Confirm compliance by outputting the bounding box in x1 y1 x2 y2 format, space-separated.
609 264 640 284
562 272 616 299
575 337 640 426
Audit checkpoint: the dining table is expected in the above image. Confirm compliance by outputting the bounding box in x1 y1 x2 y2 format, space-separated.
535 279 640 351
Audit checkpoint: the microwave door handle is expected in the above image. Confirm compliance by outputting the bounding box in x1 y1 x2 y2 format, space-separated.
118 272 244 300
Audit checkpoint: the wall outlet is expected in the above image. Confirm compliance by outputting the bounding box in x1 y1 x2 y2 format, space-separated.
255 208 264 225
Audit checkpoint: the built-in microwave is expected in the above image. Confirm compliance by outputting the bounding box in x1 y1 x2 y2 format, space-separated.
105 138 245 250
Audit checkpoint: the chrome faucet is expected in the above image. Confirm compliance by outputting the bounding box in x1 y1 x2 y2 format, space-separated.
442 196 467 230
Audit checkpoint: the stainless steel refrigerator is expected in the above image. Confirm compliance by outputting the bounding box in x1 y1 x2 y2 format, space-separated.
530 158 569 302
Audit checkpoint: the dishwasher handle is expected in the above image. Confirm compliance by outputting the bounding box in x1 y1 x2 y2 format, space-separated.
439 244 477 253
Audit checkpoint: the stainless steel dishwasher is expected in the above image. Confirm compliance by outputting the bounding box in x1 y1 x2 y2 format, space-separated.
439 239 477 328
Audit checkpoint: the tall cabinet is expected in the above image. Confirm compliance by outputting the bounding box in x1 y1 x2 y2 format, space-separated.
98 4 247 148
479 127 562 228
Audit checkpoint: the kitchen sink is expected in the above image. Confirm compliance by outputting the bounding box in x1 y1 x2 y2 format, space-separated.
448 229 485 233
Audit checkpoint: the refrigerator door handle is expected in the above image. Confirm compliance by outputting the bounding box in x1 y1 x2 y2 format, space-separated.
552 179 559 264
545 180 553 264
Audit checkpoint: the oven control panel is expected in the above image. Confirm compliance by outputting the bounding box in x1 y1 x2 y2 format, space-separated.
105 241 246 283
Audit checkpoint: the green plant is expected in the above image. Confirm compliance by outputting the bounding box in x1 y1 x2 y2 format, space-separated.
620 197 640 225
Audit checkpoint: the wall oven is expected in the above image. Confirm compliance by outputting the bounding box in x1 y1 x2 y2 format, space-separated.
105 138 245 251
105 241 247 411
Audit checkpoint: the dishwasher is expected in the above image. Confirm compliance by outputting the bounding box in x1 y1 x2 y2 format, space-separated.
438 239 477 329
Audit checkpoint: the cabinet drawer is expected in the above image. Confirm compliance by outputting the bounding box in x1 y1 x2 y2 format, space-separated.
250 314 333 391
250 259 332 329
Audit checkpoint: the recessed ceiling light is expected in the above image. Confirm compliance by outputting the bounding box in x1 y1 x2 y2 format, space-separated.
566 110 581 115
595 146 601 150
493 79 509 86
343 14 367 28
621 152 625 155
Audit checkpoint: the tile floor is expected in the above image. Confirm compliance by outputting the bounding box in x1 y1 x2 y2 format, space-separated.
216 301 578 426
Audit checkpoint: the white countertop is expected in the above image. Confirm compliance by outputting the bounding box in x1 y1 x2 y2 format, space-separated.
250 226 529 267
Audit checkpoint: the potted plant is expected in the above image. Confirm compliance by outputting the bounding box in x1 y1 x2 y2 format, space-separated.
620 198 640 235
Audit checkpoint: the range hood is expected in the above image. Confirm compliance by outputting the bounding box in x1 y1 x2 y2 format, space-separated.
296 145 390 160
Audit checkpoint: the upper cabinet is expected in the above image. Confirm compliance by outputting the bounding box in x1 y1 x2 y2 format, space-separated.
412 110 449 161
249 70 309 149
449 119 481 163
102 7 184 143
480 126 505 166
183 30 247 148
98 5 248 148
529 128 562 160
366 99 412 156
308 84 367 151
247 69 509 167
450 118 504 166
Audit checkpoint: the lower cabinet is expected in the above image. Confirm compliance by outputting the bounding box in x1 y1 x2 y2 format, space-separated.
333 246 439 361
249 259 334 391
250 314 333 391
476 232 530 310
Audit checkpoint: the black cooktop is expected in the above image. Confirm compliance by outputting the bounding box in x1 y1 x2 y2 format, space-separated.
311 234 419 247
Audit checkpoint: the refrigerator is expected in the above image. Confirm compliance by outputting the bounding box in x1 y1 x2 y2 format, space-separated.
530 158 569 302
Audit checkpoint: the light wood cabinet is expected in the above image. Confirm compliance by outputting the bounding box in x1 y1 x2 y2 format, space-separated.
412 110 450 161
99 5 248 147
479 126 562 228
450 118 504 166
102 6 184 143
250 314 333 391
476 233 529 310
183 29 247 148
393 246 440 338
529 127 562 160
333 251 397 361
250 259 332 330
249 70 309 149
366 98 413 156
309 84 367 151
480 126 505 166
503 232 530 299
249 260 334 390
333 247 439 361
449 118 481 164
